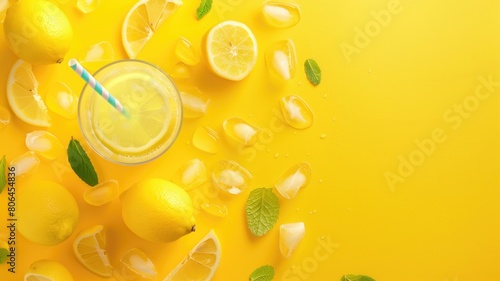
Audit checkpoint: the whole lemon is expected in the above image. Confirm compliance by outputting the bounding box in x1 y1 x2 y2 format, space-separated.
121 178 196 243
3 0 73 65
18 181 79 246
24 259 74 281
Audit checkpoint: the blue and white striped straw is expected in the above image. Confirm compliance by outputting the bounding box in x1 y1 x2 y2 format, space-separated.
68 59 129 118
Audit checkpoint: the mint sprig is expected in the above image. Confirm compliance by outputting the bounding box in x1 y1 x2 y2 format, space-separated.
341 275 376 281
246 188 279 236
67 138 98 186
0 155 6 194
196 0 212 20
0 248 8 264
304 59 321 86
249 265 274 281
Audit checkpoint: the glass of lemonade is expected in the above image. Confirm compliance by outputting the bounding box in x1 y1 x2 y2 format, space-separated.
78 60 182 165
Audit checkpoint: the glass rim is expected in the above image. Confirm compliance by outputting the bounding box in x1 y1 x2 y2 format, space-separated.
77 59 183 166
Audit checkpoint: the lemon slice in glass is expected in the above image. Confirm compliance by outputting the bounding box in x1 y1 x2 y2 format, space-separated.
163 230 221 281
6 60 51 127
205 20 258 81
73 225 113 277
122 0 183 58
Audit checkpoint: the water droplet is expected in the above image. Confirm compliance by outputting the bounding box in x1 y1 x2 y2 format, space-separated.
10 151 39 177
79 41 114 70
175 37 201 66
46 82 78 119
280 95 314 129
212 159 252 195
265 39 297 80
83 179 119 206
120 248 157 279
192 126 219 154
180 87 210 118
25 130 64 160
172 159 207 191
274 162 312 199
200 202 228 218
323 94 327 99
77 0 100 14
0 105 10 129
274 153 280 159
170 62 191 79
320 133 327 139
319 178 324 184
223 117 260 147
262 1 301 28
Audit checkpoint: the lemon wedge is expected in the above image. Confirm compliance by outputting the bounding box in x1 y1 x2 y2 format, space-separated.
122 0 183 58
205 20 258 81
6 60 51 127
163 230 221 281
73 225 113 277
24 259 74 281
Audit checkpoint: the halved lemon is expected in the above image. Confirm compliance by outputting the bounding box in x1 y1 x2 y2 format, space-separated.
163 230 221 281
122 0 183 58
205 20 258 81
6 60 51 127
73 225 113 277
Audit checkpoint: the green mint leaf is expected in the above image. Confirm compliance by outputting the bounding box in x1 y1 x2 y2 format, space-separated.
196 0 213 20
341 275 376 281
246 188 279 236
0 155 6 194
249 265 274 281
68 138 98 186
0 248 8 264
304 59 321 86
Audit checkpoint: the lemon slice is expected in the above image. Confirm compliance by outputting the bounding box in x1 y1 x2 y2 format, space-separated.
24 259 74 281
73 225 113 277
91 71 173 154
163 230 221 281
122 0 183 58
205 20 258 81
6 60 51 127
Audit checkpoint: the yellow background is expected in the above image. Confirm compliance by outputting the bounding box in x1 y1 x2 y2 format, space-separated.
1 0 500 280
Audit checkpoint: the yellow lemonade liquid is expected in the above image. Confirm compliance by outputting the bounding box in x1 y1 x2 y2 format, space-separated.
78 60 182 165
